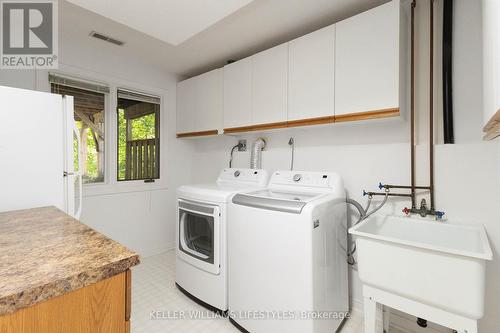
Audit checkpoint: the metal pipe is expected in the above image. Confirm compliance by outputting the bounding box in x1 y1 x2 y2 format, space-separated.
429 0 435 211
410 0 417 209
442 0 455 144
365 192 413 198
383 184 431 190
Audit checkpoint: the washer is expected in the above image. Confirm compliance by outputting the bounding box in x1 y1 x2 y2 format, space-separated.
176 168 269 313
228 170 348 333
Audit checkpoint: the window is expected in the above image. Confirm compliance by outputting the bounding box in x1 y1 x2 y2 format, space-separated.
50 75 109 184
117 89 160 181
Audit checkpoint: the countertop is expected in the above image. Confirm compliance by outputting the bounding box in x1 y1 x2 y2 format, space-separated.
0 206 140 316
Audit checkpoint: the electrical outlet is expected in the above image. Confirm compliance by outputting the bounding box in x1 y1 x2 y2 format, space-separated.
238 139 247 151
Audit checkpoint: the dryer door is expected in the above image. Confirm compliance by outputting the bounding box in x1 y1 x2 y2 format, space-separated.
177 199 220 275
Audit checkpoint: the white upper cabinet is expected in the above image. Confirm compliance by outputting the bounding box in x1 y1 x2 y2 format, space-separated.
177 68 223 135
223 58 252 129
335 0 401 116
176 78 195 134
194 69 223 132
288 25 335 121
482 0 500 138
251 43 288 125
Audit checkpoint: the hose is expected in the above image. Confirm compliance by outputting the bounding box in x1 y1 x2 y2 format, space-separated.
345 192 389 265
250 138 266 169
288 137 295 171
228 144 239 168
364 192 389 220
346 198 366 265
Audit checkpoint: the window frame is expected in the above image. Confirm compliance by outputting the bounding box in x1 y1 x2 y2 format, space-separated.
116 89 161 182
40 66 169 197
49 76 109 186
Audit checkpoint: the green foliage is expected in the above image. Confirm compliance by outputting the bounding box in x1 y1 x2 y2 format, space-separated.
75 121 103 184
117 106 157 180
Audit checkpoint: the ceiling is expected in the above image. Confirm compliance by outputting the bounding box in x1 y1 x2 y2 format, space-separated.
60 0 389 78
65 0 255 46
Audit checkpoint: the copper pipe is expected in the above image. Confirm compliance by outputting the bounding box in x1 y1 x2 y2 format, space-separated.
382 184 431 190
410 0 416 209
365 192 413 198
429 0 435 210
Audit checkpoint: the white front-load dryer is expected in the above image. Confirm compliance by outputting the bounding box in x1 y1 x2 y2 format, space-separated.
175 168 269 313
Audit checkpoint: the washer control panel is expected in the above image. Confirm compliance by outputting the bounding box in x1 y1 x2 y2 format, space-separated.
218 168 269 186
270 171 337 188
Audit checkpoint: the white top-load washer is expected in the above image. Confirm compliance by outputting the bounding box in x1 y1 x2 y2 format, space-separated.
176 168 269 312
228 170 348 333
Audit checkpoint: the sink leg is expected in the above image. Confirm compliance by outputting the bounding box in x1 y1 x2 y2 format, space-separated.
363 296 377 333
382 306 390 333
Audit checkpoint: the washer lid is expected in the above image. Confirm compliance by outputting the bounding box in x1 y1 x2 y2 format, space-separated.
232 189 323 214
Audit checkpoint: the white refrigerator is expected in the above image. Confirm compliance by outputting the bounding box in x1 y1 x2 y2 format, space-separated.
0 85 82 219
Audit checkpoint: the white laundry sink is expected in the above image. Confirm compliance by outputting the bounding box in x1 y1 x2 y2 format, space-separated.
349 215 492 329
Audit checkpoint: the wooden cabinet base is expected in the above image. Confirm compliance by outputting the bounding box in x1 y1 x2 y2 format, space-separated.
0 272 129 333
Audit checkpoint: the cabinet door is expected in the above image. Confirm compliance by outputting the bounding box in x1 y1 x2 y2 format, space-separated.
288 25 335 121
194 68 223 132
335 0 399 116
176 78 195 133
251 43 288 125
223 58 252 129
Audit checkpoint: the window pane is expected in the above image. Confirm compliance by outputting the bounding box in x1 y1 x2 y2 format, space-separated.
117 96 160 181
51 83 105 184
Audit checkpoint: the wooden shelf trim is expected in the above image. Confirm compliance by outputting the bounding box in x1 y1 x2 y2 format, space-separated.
483 108 500 131
483 120 500 140
287 115 335 128
176 129 218 138
223 108 399 134
176 108 400 137
223 121 288 134
334 107 400 123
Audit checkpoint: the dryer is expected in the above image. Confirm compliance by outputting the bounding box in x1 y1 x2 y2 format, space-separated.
228 170 348 333
176 168 269 313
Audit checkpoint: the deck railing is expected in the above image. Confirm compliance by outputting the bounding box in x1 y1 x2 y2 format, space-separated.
125 138 159 180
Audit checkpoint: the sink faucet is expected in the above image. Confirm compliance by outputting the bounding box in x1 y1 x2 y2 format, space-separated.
402 198 445 220
418 199 427 217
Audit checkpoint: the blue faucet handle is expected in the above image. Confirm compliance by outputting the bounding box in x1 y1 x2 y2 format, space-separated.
435 211 445 219
378 182 385 190
363 190 368 197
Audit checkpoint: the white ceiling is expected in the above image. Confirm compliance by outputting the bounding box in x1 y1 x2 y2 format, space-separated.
65 0 255 46
60 0 389 77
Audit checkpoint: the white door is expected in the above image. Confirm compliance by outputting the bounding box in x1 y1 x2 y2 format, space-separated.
177 78 196 133
0 86 66 212
251 43 288 125
62 96 82 219
194 68 223 132
177 199 220 275
335 0 400 116
223 58 252 129
288 25 335 121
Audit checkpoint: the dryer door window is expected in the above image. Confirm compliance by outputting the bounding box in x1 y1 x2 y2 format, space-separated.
179 209 215 264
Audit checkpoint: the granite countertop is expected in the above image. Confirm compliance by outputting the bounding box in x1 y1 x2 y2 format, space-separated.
0 206 140 316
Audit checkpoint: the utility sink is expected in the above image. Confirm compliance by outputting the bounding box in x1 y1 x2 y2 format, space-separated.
349 215 492 332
